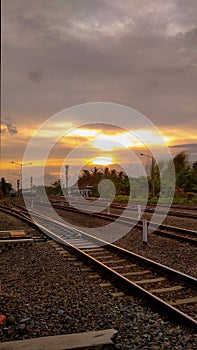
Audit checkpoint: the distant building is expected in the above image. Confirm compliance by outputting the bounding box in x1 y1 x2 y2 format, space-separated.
71 175 99 197
71 184 93 197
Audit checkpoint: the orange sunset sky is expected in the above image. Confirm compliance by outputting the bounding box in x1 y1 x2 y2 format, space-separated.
1 0 197 188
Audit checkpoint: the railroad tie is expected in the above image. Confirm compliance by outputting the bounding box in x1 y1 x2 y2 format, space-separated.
81 267 94 272
59 251 70 256
111 292 124 297
88 273 100 279
135 277 166 285
100 282 112 287
122 270 150 277
109 265 136 270
55 247 65 252
149 285 183 294
87 251 110 256
68 240 87 243
100 259 126 264
168 296 197 306
92 255 114 260
83 248 105 253
74 245 97 249
48 242 59 247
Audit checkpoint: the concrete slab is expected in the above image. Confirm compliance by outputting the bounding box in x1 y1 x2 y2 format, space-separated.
0 329 117 350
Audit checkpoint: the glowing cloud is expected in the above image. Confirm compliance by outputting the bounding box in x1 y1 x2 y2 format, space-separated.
92 133 133 151
68 128 98 137
91 156 114 166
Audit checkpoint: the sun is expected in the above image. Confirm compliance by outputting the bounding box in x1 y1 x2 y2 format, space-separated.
91 156 114 166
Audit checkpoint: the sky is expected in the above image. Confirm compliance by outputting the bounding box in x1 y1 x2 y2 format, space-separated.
1 0 197 188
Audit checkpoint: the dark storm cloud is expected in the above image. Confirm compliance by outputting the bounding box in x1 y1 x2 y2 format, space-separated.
0 121 18 135
1 0 197 129
171 143 197 149
170 143 197 163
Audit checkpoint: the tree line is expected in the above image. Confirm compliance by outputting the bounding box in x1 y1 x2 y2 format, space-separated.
0 152 196 201
76 151 197 199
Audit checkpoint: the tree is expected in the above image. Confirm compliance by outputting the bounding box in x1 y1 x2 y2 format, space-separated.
45 179 63 196
192 161 197 171
191 162 197 193
93 167 98 175
104 167 110 177
0 177 12 197
173 151 189 176
173 152 197 194
78 167 130 197
82 169 91 178
51 179 63 195
0 178 6 197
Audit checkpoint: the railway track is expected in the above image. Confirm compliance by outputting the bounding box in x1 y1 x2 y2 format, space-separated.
1 201 197 330
32 199 197 245
51 196 197 220
122 206 197 220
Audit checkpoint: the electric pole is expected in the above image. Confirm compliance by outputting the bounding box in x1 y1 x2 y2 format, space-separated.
65 165 69 194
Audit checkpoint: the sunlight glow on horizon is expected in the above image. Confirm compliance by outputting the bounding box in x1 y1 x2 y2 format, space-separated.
1 123 196 175
90 156 114 166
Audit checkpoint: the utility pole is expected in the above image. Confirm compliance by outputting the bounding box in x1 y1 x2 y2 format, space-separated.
30 176 33 208
140 153 155 198
17 179 20 192
11 161 32 192
65 165 69 194
13 172 20 192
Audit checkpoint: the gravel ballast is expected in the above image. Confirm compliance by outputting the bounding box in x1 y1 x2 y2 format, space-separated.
0 211 197 348
52 206 197 278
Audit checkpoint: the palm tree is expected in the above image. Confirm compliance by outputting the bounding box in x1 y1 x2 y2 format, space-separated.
173 151 189 176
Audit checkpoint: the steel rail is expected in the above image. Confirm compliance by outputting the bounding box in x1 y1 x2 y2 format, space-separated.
4 199 197 244
24 208 197 285
50 196 197 218
37 200 197 236
1 203 197 329
13 209 197 329
48 201 197 244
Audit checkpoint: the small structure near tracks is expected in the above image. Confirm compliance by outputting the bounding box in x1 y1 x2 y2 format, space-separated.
0 328 118 349
0 230 34 251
